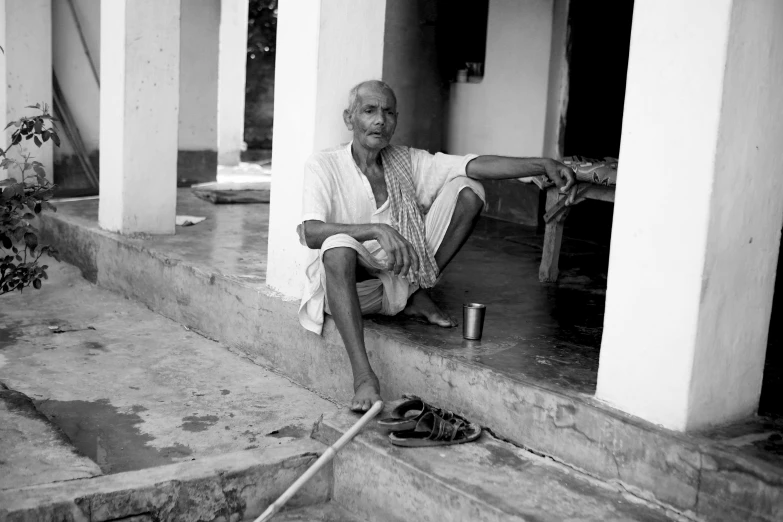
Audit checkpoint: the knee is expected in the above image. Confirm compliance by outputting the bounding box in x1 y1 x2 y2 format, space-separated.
458 187 484 218
322 247 357 278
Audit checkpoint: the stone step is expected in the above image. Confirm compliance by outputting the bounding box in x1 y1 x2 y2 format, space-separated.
0 383 101 491
273 501 365 522
0 442 332 521
38 197 783 522
313 405 675 522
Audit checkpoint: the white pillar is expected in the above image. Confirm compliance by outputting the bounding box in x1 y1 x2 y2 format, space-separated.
98 0 180 235
265 0 387 297
0 0 53 182
216 0 248 167
597 0 783 431
179 0 219 185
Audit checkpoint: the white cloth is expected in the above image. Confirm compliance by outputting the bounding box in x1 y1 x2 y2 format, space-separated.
298 142 483 335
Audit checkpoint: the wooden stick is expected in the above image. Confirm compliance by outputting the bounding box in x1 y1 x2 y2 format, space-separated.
254 400 384 522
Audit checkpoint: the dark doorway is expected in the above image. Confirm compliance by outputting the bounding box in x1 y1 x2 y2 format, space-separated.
563 1 635 159
558 1 635 246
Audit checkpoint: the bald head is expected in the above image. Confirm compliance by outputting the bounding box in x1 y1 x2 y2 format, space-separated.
343 80 398 152
346 80 397 116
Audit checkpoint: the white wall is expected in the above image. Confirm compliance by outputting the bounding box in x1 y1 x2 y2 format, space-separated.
53 0 220 155
180 0 220 152
1 0 53 181
542 0 569 159
217 0 249 166
597 0 783 431
445 0 553 156
382 0 444 153
52 0 100 156
266 0 387 297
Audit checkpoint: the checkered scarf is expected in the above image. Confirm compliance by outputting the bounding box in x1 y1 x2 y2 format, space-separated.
380 146 439 288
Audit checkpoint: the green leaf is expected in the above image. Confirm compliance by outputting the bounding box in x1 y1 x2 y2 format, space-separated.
34 119 42 133
42 130 50 142
33 136 42 147
24 232 37 251
25 103 41 109
33 278 41 289
51 132 61 147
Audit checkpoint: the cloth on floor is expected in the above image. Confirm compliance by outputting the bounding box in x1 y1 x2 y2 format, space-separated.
175 215 206 226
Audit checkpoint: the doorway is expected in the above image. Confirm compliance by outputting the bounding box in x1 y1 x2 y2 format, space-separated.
558 1 635 245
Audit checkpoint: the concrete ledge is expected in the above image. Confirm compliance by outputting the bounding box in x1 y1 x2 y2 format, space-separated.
0 440 331 522
313 406 672 522
39 209 783 522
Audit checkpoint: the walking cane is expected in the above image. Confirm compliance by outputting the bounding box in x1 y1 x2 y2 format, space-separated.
254 400 384 522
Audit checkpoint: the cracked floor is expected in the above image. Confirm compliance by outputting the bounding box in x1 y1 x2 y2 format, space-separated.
0 262 339 476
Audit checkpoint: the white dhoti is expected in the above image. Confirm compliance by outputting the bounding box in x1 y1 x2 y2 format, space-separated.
299 176 485 331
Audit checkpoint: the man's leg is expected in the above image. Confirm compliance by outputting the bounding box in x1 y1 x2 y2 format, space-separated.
404 187 484 326
323 246 381 412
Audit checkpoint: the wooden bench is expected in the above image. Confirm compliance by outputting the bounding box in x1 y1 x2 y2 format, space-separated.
538 183 615 282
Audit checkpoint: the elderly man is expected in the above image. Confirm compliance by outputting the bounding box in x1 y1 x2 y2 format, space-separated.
298 80 575 411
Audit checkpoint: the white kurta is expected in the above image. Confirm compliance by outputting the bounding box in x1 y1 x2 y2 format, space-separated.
298 142 481 335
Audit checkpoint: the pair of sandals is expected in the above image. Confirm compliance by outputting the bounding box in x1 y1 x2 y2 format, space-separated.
377 395 482 447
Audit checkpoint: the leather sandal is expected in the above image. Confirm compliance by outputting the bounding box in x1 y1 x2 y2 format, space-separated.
388 410 482 447
378 394 441 432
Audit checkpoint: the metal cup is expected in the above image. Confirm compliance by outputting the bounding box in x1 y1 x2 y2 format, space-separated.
462 303 486 340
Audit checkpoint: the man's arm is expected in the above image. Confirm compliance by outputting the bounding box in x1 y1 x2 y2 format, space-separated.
466 156 576 192
302 220 420 277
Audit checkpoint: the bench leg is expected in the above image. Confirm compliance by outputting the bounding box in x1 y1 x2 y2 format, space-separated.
539 190 569 282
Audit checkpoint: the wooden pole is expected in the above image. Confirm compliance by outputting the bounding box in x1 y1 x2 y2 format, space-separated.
254 400 384 522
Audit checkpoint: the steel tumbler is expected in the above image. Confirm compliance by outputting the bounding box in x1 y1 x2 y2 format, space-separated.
462 303 486 340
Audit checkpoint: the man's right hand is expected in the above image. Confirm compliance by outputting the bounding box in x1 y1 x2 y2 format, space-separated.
374 224 420 278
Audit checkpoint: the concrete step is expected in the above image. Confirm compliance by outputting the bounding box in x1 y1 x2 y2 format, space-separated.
313 405 675 522
0 443 332 521
0 383 101 491
273 501 365 521
38 196 783 522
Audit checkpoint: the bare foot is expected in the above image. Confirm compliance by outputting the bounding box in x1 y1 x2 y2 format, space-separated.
403 290 456 328
351 373 382 412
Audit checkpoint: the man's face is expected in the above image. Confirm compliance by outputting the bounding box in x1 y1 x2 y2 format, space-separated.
345 85 397 151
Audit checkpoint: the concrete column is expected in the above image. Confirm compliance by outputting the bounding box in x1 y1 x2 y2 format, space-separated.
216 0 248 167
98 0 180 235
265 0 387 297
178 0 219 185
597 0 783 431
0 0 53 182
